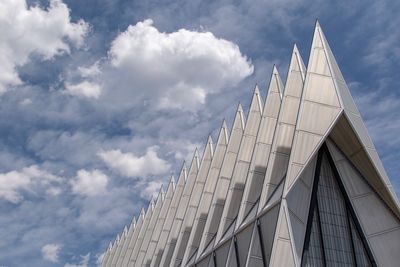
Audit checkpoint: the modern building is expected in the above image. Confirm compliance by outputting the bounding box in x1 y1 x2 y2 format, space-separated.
101 21 400 267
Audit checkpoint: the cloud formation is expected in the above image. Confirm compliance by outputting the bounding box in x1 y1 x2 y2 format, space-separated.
70 169 108 196
0 0 89 93
0 165 62 203
65 81 102 99
64 253 90 267
78 19 253 111
41 243 61 262
98 146 170 178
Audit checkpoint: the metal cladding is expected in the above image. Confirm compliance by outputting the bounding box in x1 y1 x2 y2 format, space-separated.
102 22 400 267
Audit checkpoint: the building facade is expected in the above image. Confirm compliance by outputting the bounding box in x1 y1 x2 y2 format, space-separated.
101 22 400 267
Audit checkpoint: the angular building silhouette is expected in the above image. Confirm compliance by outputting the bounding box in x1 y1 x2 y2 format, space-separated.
101 21 400 267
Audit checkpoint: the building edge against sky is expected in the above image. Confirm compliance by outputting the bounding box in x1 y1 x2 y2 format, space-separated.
101 21 400 267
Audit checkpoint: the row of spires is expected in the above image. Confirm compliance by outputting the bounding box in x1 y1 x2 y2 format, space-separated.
102 42 300 265
101 20 400 267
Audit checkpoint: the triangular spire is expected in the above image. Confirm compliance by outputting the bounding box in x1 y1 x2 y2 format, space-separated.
189 148 200 175
169 175 176 190
248 85 263 116
218 119 230 145
292 44 306 79
123 226 128 236
269 65 284 99
140 207 145 218
178 161 188 182
155 185 165 204
202 135 214 162
131 216 136 229
284 44 306 98
116 234 120 244
148 197 155 212
233 103 246 131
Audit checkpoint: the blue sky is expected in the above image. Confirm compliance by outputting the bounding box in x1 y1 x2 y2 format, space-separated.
0 0 399 266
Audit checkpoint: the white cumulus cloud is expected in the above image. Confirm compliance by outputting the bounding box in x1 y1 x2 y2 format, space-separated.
65 81 102 98
41 243 61 263
98 146 170 178
70 169 108 196
0 165 62 203
0 0 89 93
92 19 253 111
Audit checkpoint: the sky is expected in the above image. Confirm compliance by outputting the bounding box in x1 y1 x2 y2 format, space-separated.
0 0 399 266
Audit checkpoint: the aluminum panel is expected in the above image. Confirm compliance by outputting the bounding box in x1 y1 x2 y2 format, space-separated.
297 101 341 136
263 92 281 118
308 48 330 77
280 96 301 125
369 229 400 267
352 194 399 236
291 131 322 166
257 117 277 144
303 74 340 107
275 124 295 153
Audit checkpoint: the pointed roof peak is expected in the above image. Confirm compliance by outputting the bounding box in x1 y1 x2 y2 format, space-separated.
190 148 201 170
286 43 306 83
266 64 284 99
169 175 175 186
131 216 136 226
249 84 263 114
179 161 188 182
218 119 230 145
140 207 146 216
315 19 321 28
221 118 228 129
202 135 214 159
233 102 246 131
293 43 299 54
272 64 279 74
207 134 213 145
237 102 243 113
253 84 261 95
123 225 128 235
148 197 155 210
159 185 165 196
